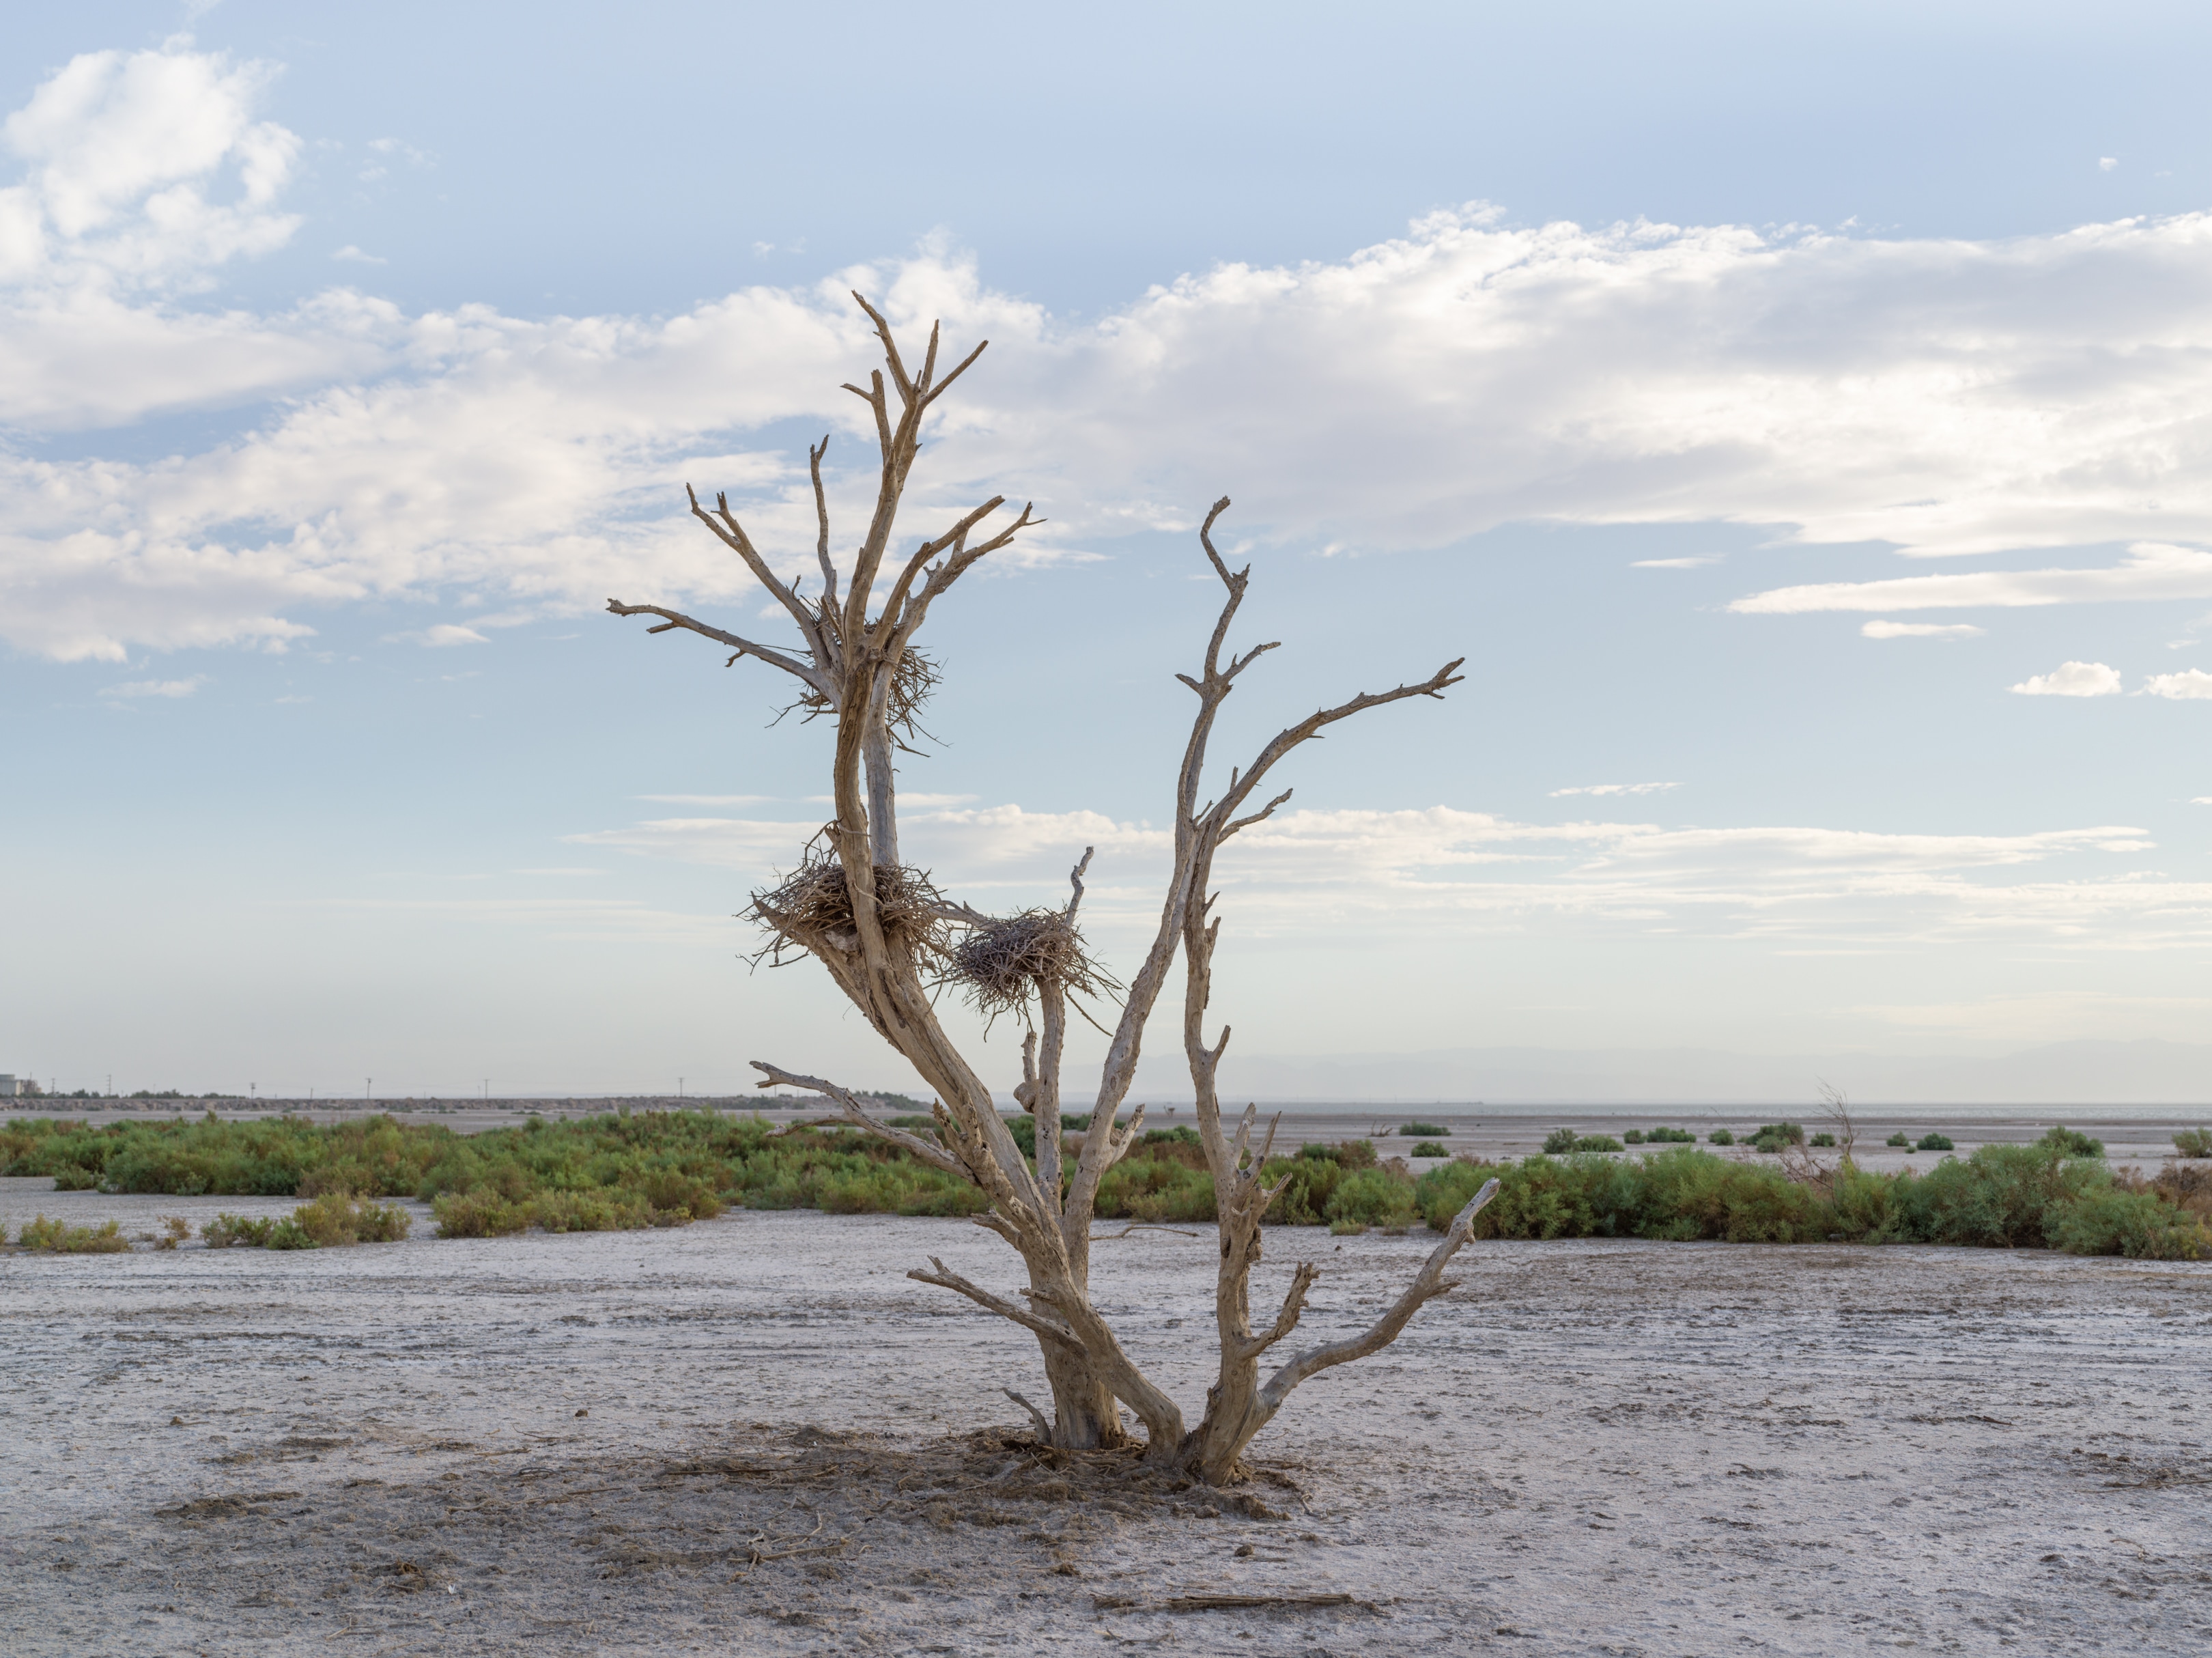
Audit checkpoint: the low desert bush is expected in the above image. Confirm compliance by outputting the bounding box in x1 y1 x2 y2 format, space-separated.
1749 1122 1806 1153
1916 1132 1955 1153
1809 1132 1837 1148
1708 1129 1735 1146
1398 1122 1448 1138
2174 1127 2212 1160
1541 1127 1579 1155
1645 1126 1697 1144
2039 1125 2103 1159
1325 1166 1420 1230
18 1215 129 1252
1886 1132 1912 1148
152 1216 191 1249
1411 1141 1449 1157
2045 1186 2204 1260
431 1190 530 1238
201 1213 276 1248
1574 1134 1624 1154
1622 1129 1644 1144
291 1192 412 1246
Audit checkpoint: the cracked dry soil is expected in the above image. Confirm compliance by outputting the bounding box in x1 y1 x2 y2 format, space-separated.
3 1198 2209 1655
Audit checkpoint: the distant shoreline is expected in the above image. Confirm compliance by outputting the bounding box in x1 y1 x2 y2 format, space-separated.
10 1096 2207 1125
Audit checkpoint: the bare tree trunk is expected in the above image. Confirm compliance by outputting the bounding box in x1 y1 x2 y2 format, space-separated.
610 300 1477 1483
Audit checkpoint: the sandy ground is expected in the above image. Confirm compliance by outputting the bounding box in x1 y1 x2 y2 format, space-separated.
3 1181 2209 1657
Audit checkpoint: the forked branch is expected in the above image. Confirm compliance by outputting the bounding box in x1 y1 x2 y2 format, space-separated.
1258 1179 1499 1411
908 1257 1083 1353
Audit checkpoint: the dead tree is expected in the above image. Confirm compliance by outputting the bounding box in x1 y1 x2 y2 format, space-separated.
608 296 1499 1483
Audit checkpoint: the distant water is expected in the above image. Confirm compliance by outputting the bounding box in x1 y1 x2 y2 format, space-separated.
1236 1099 2208 1124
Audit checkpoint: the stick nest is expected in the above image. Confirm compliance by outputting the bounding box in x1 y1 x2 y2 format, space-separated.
750 848 948 962
944 909 1116 1024
777 628 941 751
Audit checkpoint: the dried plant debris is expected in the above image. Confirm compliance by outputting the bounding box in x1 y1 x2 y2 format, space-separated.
70 1427 1356 1656
775 636 943 749
749 844 949 962
942 908 1118 1023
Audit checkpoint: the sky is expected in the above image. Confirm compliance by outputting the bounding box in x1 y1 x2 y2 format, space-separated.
4 2 2212 1102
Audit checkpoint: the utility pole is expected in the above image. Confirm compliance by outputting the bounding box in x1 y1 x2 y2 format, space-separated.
365 1077 371 1102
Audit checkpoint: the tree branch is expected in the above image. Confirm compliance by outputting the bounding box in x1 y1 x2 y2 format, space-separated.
1258 1179 1499 1410
1243 1261 1320 1360
808 435 840 617
605 600 830 691
909 1256 1084 1352
748 1062 968 1177
686 484 828 660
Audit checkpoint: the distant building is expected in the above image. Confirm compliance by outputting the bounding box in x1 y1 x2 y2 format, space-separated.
0 1075 18 1097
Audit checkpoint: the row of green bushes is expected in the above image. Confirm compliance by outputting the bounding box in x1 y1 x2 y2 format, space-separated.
4 1112 2205 1258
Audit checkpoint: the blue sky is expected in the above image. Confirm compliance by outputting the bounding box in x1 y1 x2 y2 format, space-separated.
5 3 2212 1100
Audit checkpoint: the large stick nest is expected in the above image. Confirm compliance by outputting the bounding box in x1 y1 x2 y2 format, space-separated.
942 908 1118 1026
776 625 941 752
750 847 949 964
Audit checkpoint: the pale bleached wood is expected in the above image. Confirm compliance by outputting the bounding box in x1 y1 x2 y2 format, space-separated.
607 311 1469 1475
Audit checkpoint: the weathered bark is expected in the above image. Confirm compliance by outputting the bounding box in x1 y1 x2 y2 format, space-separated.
609 300 1479 1478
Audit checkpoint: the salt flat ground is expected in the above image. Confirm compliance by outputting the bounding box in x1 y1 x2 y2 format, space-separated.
1 1185 2208 1657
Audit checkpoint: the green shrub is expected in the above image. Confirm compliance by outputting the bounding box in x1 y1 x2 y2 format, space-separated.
1916 1132 1954 1153
2046 1187 2205 1260
291 1192 412 1246
1750 1122 1806 1151
2174 1127 2212 1160
1809 1132 1836 1148
530 1188 655 1232
2039 1125 2103 1159
1324 1167 1419 1230
1573 1134 1624 1154
1413 1158 1495 1229
201 1213 276 1248
1708 1129 1735 1146
1886 1132 1912 1148
1541 1127 1580 1155
1398 1122 1448 1138
1622 1129 1645 1144
1645 1126 1697 1144
433 1190 531 1238
17 1215 129 1252
1264 1151 1345 1224
265 1218 319 1250
1141 1125 1202 1148
1410 1141 1449 1157
1884 1143 2102 1249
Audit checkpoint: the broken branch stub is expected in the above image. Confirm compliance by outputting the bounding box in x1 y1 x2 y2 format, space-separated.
604 296 1471 1480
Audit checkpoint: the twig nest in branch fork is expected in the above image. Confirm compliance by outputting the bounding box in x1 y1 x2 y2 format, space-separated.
750 850 948 961
944 910 1114 1022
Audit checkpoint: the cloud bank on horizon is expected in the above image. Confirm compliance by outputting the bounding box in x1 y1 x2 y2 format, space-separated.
10 42 2212 667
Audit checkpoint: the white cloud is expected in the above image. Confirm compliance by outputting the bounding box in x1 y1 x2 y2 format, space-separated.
1548 782 1682 797
1 41 298 293
330 244 385 264
567 800 2197 953
634 793 776 806
2010 661 2121 697
2140 668 2212 699
100 673 208 698
23 48 2212 660
1861 620 1985 638
420 624 488 647
1735 543 2212 616
1630 556 1721 569
2099 157 2119 172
